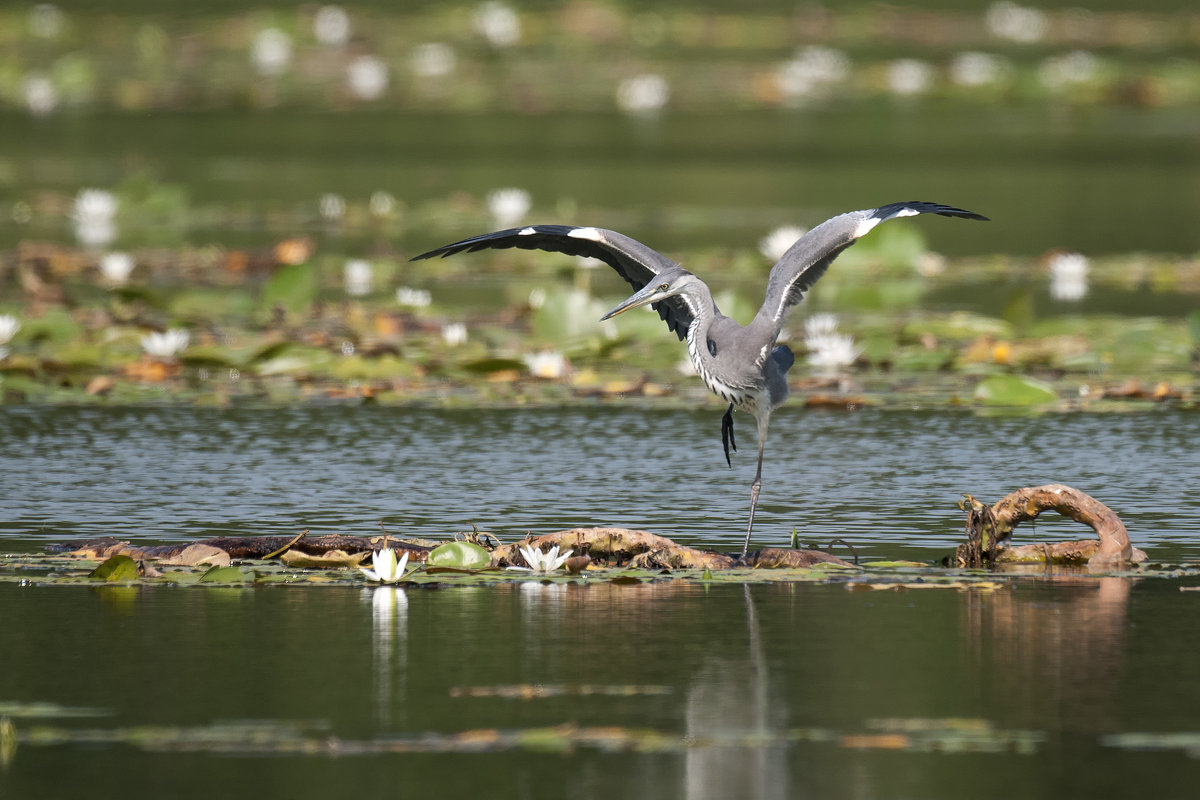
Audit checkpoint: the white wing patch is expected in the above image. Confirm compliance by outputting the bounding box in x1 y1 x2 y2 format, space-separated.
518 227 537 236
855 205 921 239
853 216 882 239
567 226 602 242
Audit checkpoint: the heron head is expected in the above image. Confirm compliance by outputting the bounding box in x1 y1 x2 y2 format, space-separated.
600 269 693 321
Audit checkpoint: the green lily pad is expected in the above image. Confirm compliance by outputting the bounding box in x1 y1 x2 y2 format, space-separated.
261 263 318 315
426 541 492 570
460 357 527 375
198 565 255 584
973 374 1058 406
89 555 139 582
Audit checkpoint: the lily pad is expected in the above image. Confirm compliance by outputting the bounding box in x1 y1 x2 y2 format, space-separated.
426 541 492 570
198 565 255 584
973 374 1058 406
89 555 139 582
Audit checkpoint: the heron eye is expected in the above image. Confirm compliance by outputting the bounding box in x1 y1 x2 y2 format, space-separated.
658 282 669 292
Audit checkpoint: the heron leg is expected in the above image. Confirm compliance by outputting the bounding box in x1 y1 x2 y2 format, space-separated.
721 403 737 468
741 412 770 557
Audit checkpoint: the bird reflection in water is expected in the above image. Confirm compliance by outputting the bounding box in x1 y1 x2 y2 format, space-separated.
686 585 787 800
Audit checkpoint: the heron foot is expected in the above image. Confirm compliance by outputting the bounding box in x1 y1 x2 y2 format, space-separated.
721 403 737 468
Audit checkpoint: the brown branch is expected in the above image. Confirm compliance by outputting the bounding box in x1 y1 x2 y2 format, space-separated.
956 484 1144 569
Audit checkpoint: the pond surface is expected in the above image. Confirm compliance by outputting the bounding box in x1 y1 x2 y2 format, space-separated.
2 571 1199 799
2 405 1199 798
7 106 1200 257
1 405 1196 562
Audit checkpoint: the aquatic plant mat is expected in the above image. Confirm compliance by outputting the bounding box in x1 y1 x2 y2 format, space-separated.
3 531 1196 590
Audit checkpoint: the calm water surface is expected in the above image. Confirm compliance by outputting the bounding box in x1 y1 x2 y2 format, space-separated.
1 405 1197 561
2 406 1199 799
1 576 1199 798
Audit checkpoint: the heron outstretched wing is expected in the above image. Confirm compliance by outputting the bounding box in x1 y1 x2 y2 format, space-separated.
412 225 696 340
760 201 988 326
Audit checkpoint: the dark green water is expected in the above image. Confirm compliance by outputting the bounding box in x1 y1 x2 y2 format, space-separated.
2 575 1199 799
6 106 1199 257
2 407 1198 797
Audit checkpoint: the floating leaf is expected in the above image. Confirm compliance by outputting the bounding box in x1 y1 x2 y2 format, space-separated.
973 374 1058 406
159 544 231 568
261 263 318 315
89 555 139 582
279 549 369 569
426 541 491 570
198 565 254 584
460 357 527 375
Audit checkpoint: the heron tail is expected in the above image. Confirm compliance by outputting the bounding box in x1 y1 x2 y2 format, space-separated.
770 344 795 373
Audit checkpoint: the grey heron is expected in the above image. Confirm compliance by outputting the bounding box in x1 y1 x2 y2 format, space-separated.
414 201 987 555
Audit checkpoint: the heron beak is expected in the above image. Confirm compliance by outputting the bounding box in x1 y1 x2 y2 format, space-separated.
600 285 661 321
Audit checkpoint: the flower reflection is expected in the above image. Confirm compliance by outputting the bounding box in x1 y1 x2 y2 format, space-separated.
366 586 408 728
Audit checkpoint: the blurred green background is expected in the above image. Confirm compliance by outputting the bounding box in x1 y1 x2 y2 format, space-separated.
1 0 1197 406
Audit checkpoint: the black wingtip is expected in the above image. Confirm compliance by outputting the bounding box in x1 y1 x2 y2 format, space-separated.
876 201 989 222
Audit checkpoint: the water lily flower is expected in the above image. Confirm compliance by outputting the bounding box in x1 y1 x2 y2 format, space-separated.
509 543 573 573
1049 251 1089 301
23 72 57 116
949 52 1006 88
758 225 807 262
0 315 20 346
313 5 351 47
803 314 860 373
616 74 669 116
442 322 467 346
73 188 118 247
141 328 190 359
0 314 18 361
524 350 568 379
252 27 292 76
474 1 520 48
487 187 531 228
396 286 432 308
887 59 934 96
985 1 1047 43
347 55 389 101
777 46 850 104
344 259 372 296
412 42 456 79
361 547 410 583
100 251 135 284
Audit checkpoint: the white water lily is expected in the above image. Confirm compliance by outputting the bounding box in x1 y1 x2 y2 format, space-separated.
487 187 531 228
1049 251 1089 301
100 251 135 284
141 328 189 359
361 547 410 583
803 314 860 373
758 225 807 262
0 315 20 345
509 543 573 573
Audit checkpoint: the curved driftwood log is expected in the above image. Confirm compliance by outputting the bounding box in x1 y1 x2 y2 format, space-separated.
957 483 1145 569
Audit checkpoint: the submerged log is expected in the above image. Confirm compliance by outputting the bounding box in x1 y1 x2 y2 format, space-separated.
52 527 853 572
494 528 855 571
956 484 1147 569
494 528 737 571
50 534 434 563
